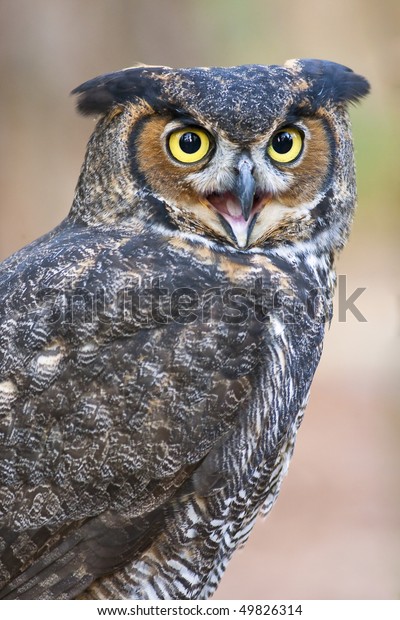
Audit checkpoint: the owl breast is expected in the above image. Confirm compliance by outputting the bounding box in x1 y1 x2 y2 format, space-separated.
6 224 327 599
33 224 324 600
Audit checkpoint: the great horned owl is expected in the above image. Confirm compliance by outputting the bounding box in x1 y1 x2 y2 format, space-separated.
0 59 369 600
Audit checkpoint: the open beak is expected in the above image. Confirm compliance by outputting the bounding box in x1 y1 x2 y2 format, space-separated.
204 154 270 248
233 155 257 221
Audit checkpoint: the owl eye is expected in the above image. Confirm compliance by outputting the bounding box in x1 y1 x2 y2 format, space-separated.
168 127 211 164
267 127 304 164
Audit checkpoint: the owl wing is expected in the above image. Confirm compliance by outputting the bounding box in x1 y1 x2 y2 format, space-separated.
0 223 266 598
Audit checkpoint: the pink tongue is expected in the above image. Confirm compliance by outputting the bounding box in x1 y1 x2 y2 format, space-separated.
207 192 244 220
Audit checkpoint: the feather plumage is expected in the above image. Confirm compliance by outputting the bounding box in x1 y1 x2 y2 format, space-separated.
0 59 369 599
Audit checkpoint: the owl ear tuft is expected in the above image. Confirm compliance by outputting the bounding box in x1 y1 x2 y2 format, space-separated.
71 67 168 116
295 59 370 106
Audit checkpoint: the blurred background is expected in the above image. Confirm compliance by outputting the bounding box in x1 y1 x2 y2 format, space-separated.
0 0 398 600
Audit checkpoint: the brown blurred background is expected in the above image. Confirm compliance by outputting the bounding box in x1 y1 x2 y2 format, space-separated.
0 0 398 600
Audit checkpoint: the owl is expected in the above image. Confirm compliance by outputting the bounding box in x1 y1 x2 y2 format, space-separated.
0 59 369 600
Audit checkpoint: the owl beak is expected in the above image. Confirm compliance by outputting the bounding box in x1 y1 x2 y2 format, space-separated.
233 155 256 222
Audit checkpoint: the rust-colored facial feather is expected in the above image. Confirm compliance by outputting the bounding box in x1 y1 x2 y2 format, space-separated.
134 115 212 204
273 118 331 206
130 109 333 248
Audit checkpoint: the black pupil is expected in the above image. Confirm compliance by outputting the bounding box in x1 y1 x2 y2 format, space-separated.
179 132 201 154
272 131 293 154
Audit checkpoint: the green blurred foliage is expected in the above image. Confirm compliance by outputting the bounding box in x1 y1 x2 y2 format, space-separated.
353 106 400 223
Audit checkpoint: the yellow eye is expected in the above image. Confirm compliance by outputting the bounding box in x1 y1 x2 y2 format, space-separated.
267 127 304 164
168 127 211 164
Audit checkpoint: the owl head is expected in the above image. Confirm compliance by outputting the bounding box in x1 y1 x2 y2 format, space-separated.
71 59 369 253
